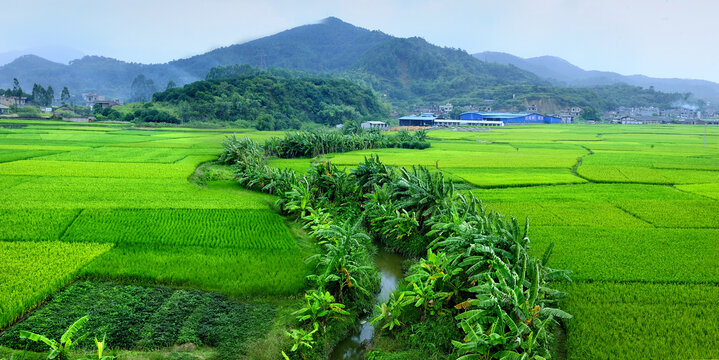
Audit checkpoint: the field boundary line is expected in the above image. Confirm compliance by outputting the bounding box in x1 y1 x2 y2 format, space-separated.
610 204 655 227
58 209 84 241
668 184 719 201
570 145 594 182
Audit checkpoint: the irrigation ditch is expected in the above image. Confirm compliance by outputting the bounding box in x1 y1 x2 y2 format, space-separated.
330 249 406 359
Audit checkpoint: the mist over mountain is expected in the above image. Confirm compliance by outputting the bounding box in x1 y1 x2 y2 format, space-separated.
0 46 84 66
0 17 709 111
474 51 719 102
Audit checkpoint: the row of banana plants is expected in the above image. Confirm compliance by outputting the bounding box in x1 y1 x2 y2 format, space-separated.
219 128 429 162
225 136 571 359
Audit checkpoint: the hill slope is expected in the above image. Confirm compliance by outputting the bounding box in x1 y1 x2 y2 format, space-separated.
0 18 540 104
474 51 719 102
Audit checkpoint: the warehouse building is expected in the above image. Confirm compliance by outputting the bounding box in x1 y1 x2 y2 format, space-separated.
398 113 437 126
399 112 561 127
434 119 504 127
460 112 562 124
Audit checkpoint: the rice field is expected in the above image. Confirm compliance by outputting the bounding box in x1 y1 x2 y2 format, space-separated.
1 121 717 359
0 241 113 328
0 121 311 337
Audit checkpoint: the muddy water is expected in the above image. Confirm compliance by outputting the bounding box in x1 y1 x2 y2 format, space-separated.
329 249 405 360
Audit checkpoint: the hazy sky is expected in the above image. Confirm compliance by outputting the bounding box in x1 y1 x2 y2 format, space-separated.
3 0 718 82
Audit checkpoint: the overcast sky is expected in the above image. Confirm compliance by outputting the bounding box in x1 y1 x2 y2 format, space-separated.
3 0 718 82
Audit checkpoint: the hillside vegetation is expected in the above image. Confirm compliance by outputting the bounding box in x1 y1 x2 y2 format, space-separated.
110 74 390 129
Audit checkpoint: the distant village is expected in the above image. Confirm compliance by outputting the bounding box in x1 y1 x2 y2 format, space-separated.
0 92 121 120
392 101 719 127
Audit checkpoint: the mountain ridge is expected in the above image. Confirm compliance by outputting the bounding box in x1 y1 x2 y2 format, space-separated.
0 17 711 107
474 51 719 102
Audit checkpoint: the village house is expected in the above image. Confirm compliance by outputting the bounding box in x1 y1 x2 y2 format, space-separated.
0 95 27 107
83 93 121 108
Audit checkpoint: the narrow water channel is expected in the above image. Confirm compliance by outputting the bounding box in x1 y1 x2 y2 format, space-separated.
329 249 405 360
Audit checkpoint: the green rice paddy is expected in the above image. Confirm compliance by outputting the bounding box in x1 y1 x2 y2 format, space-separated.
1 121 717 359
0 121 311 332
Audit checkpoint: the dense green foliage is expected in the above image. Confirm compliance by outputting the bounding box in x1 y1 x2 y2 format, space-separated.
150 75 388 127
219 130 429 163
0 282 275 358
225 136 570 359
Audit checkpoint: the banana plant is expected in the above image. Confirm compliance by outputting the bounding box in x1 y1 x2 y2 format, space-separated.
79 334 114 360
293 289 349 329
20 315 89 360
369 292 411 331
283 323 318 359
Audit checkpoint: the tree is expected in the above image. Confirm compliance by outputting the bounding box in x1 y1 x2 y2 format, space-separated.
449 107 463 119
166 80 177 90
12 78 23 97
46 86 54 106
60 87 71 104
579 106 600 121
255 113 275 131
130 74 157 102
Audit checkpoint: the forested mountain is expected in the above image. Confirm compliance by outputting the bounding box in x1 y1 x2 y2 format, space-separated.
475 51 719 102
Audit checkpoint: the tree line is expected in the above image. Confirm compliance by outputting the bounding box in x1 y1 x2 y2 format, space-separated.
2 78 71 106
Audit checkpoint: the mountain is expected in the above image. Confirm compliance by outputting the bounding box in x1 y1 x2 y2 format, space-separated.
0 46 84 66
170 17 392 76
474 51 719 102
0 17 541 104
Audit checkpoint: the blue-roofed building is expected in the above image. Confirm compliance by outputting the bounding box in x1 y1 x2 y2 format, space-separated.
459 112 562 125
399 113 436 127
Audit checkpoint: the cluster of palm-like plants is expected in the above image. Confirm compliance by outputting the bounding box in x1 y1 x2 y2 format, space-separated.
222 129 430 164
225 135 570 359
369 190 572 359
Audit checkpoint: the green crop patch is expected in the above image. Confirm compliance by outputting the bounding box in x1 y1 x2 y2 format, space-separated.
445 167 586 187
0 209 80 241
0 175 33 190
267 158 314 173
576 165 719 184
80 244 310 296
582 151 719 171
485 201 651 227
328 147 580 169
0 177 274 210
34 147 210 163
62 209 297 249
613 200 719 228
471 183 702 203
0 160 199 178
0 241 113 329
529 227 719 282
0 281 275 354
558 281 719 360
676 183 719 200
0 149 63 163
